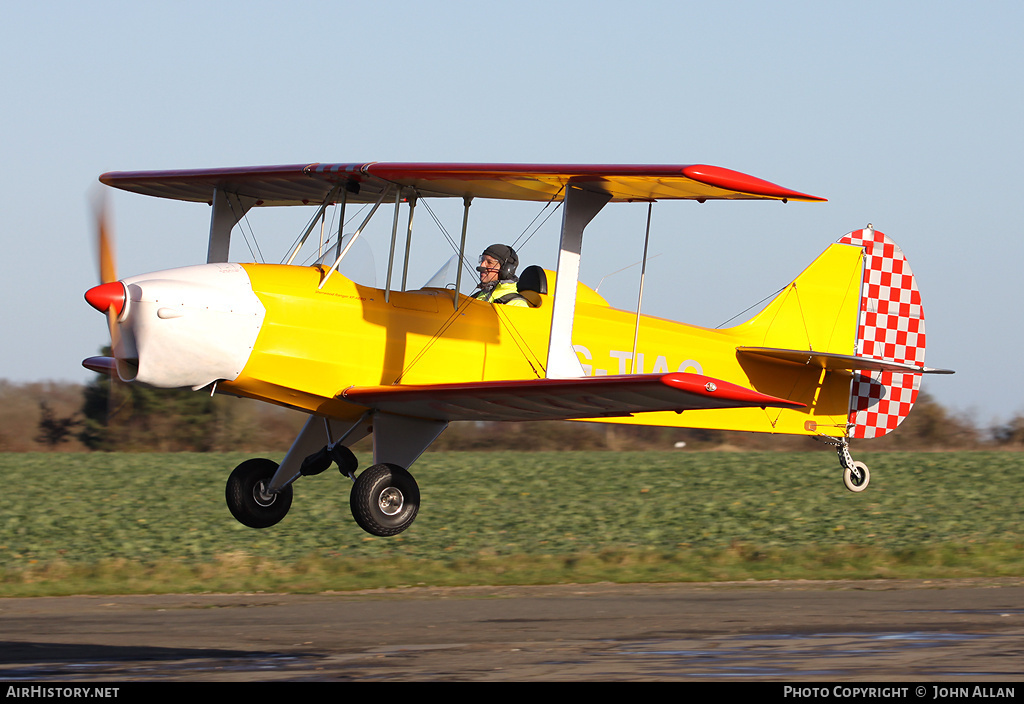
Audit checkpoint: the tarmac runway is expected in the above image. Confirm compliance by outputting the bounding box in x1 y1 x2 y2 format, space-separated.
1 579 1022 682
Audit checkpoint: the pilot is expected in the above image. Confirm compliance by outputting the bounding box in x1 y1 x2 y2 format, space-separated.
472 244 529 307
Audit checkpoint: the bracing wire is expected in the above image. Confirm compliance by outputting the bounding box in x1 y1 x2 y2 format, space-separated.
237 213 261 262
715 285 786 329
225 195 264 263
419 199 479 283
419 199 459 252
511 186 564 251
392 293 477 384
493 305 544 377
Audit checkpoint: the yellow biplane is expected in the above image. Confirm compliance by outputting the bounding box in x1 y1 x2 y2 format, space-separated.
84 163 953 536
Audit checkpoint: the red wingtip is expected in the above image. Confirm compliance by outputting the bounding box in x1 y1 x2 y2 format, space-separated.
85 281 126 315
681 165 827 202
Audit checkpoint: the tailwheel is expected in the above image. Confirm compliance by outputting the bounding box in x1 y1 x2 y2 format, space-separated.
834 439 870 493
843 461 871 493
226 458 293 528
350 463 420 536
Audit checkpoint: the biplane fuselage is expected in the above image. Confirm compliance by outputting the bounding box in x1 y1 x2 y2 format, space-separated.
114 242 863 438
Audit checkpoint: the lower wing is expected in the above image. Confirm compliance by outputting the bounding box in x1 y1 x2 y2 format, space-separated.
339 372 804 423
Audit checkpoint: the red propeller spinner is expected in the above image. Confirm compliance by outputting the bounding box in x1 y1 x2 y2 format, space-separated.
84 281 126 316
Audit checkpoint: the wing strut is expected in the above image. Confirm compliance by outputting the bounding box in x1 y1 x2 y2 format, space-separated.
452 197 472 310
319 185 391 289
286 184 344 266
332 186 348 261
207 188 257 263
401 194 418 291
630 203 654 373
384 187 404 303
545 185 611 378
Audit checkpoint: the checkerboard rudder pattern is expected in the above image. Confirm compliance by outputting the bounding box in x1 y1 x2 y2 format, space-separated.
838 227 926 439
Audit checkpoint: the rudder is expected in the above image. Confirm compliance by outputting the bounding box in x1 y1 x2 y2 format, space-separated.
839 226 927 438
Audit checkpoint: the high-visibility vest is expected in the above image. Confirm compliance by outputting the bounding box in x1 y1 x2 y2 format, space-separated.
473 281 529 307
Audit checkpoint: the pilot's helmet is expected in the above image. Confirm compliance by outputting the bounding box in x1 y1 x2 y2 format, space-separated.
480 244 519 280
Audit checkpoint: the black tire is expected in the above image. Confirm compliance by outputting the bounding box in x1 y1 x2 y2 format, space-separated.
226 458 293 528
350 463 419 536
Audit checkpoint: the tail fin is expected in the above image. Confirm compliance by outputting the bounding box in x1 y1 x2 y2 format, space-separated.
839 226 927 438
735 225 947 439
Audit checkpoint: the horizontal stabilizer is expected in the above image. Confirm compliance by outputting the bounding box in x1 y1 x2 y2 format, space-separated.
339 372 805 423
737 347 955 375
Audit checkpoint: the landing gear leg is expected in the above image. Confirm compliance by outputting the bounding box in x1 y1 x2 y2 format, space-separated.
836 440 870 493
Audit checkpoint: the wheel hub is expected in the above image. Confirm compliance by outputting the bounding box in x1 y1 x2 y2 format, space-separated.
253 480 277 507
378 487 405 516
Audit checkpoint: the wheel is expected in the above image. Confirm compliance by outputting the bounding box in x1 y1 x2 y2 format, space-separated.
226 458 293 528
843 460 871 493
350 463 420 536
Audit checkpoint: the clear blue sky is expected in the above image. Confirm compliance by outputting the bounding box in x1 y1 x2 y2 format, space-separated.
2 1 1021 424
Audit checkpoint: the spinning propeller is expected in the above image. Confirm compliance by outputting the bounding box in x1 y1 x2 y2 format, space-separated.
83 193 127 374
83 194 132 423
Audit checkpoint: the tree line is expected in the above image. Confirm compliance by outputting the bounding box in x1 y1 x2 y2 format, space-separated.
2 375 1017 453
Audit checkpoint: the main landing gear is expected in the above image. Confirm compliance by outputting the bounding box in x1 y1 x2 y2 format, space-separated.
225 412 445 536
223 448 421 537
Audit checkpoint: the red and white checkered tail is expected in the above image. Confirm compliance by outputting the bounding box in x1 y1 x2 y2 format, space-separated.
839 227 926 439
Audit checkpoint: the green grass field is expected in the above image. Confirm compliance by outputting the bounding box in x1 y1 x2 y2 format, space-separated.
1 451 1021 596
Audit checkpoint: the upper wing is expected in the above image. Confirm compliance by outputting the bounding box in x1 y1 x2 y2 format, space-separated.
338 372 805 423
99 163 826 206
